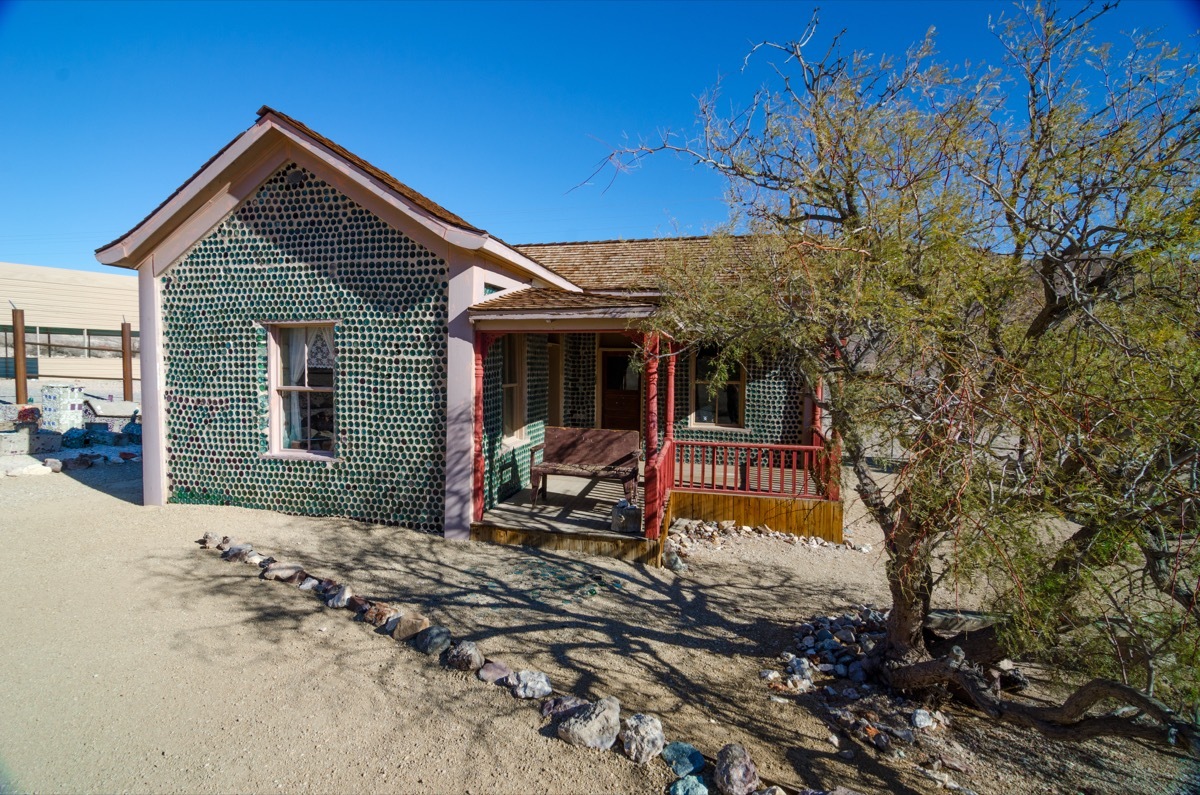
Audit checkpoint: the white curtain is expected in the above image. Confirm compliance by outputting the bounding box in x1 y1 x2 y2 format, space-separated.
286 329 305 446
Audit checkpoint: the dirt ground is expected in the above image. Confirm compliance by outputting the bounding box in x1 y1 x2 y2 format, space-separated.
1 461 1196 794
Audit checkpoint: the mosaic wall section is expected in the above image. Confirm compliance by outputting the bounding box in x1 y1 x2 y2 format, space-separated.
663 356 808 446
482 334 548 510
556 332 805 445
161 163 449 532
562 334 596 428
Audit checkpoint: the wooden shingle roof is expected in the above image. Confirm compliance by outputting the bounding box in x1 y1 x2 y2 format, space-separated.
256 106 484 234
470 288 657 314
513 236 740 292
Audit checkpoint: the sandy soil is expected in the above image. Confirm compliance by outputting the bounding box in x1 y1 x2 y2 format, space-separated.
1 462 1195 794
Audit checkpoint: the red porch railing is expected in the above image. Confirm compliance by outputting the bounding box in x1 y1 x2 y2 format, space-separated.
672 440 838 500
643 436 840 539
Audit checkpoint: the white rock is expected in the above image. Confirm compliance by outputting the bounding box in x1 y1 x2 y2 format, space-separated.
760 670 781 682
7 463 53 477
508 670 553 699
619 713 665 764
786 675 812 692
324 584 352 608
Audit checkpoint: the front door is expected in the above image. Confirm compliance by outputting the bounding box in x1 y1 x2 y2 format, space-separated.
600 350 641 431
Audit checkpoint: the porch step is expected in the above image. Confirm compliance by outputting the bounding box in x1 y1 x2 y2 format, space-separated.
470 521 664 566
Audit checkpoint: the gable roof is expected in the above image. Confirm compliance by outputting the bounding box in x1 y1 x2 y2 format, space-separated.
97 107 484 257
95 108 580 291
254 106 484 234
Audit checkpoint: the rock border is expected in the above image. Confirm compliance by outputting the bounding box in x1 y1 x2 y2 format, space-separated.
195 531 871 795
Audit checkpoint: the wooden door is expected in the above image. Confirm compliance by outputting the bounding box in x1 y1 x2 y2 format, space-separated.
600 350 641 431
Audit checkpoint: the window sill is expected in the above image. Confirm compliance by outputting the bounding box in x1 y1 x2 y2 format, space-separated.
500 435 528 452
261 451 340 464
687 422 753 434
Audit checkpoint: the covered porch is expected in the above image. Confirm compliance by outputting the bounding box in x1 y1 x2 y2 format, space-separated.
467 288 842 565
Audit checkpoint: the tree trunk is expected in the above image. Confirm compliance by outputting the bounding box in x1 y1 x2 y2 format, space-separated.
880 507 936 667
887 653 1199 756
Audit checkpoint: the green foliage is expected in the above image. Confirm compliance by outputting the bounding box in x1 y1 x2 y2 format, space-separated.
632 2 1200 710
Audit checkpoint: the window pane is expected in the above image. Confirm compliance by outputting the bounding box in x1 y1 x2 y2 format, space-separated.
694 384 715 424
280 328 306 386
606 353 639 390
281 390 306 449
503 338 519 384
308 366 334 388
696 347 719 381
502 384 519 437
717 385 741 425
621 358 640 391
309 391 335 451
279 391 335 453
306 327 335 385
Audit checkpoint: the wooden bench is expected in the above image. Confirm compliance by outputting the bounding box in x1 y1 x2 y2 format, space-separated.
529 427 639 507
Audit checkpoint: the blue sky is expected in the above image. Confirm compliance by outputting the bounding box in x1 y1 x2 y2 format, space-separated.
1 0 1197 275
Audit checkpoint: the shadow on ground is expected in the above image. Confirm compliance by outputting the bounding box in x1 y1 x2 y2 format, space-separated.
134 502 1195 795
54 459 143 506
152 515 899 793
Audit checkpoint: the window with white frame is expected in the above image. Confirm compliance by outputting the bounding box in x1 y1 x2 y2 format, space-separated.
269 324 336 456
501 335 526 441
691 345 745 428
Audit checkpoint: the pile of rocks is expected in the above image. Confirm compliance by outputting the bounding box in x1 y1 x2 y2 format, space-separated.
826 695 973 792
827 694 952 754
756 606 890 697
666 519 872 558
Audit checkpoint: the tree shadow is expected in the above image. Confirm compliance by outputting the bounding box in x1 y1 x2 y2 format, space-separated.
149 514 941 795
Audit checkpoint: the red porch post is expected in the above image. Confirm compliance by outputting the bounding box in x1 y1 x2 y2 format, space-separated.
643 334 661 538
472 331 498 523
644 334 659 457
664 342 676 442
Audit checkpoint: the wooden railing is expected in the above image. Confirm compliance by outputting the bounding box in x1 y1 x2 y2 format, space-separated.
672 440 838 500
642 438 675 540
643 436 841 539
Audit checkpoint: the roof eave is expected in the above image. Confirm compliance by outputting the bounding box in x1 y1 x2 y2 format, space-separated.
95 121 271 268
469 306 655 322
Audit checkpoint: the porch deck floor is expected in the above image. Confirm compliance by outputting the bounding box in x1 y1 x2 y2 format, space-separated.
479 475 642 539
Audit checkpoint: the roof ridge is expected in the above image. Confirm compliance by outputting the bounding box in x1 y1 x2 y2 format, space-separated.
513 234 718 247
257 106 484 234
97 106 490 256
